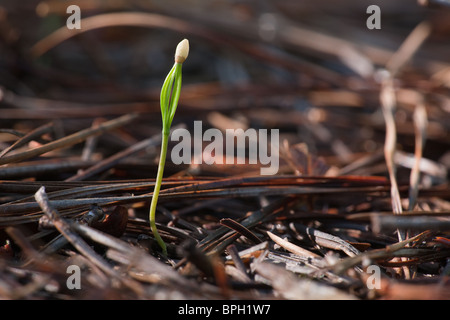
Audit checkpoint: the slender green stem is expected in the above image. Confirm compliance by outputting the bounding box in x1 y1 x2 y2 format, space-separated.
148 39 188 255
149 131 169 256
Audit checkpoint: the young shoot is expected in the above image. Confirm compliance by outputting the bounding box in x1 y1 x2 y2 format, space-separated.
149 39 189 255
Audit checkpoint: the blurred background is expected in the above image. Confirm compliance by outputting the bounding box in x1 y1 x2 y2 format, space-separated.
0 0 448 181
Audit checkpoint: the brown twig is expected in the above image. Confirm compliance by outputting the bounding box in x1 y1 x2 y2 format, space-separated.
34 186 145 296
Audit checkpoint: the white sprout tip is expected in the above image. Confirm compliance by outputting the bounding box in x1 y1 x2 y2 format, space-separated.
175 39 189 64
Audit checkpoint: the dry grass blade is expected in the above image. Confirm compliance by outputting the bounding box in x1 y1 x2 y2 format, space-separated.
0 159 96 179
380 75 403 216
267 231 320 258
408 102 428 211
289 223 360 257
0 122 53 158
282 23 374 78
331 231 434 275
0 113 138 165
220 218 262 244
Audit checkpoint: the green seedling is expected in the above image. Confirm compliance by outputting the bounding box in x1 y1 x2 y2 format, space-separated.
149 39 189 255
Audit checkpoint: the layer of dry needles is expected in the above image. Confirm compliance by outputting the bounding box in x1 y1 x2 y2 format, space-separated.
0 0 449 300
